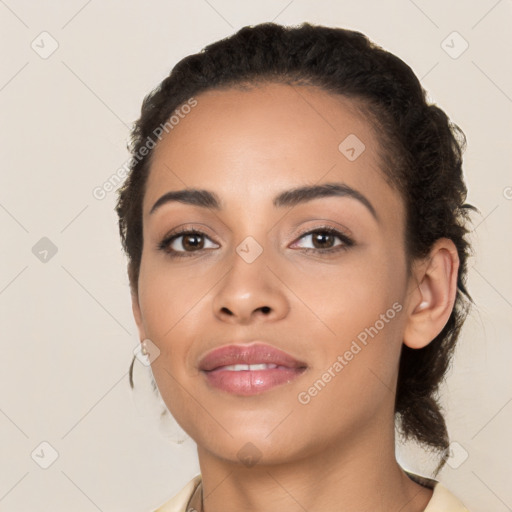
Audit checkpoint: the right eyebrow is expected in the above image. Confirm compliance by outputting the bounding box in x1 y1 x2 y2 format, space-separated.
149 189 221 215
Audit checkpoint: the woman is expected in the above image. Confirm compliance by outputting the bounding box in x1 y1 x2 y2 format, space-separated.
117 22 473 511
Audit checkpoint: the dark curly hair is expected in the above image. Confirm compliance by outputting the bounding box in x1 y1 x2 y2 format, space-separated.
116 22 474 475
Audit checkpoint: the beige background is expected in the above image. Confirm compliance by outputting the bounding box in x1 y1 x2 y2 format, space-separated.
0 1 511 511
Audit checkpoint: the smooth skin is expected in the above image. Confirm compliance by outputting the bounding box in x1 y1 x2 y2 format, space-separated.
131 83 459 512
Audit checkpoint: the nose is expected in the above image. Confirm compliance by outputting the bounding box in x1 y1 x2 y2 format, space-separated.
212 252 290 325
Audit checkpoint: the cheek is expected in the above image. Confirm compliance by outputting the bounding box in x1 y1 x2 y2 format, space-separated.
290 246 406 333
136 259 207 421
137 256 217 342
291 259 406 435
287 245 407 392
136 255 225 401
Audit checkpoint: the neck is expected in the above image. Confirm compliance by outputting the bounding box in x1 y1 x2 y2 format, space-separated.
195 413 433 512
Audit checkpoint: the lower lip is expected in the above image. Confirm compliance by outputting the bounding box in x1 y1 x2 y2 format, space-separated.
202 367 306 395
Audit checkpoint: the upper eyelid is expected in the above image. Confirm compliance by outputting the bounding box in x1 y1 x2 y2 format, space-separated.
292 223 352 239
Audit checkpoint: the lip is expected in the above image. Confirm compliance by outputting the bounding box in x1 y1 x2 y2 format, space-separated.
199 342 308 396
199 342 307 371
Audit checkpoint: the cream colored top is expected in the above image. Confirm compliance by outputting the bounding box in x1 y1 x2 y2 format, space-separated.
153 471 470 512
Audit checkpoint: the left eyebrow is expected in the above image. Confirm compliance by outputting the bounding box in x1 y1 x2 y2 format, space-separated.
149 182 378 221
273 182 378 221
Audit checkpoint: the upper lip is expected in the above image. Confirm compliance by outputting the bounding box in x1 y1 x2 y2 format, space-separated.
199 342 307 371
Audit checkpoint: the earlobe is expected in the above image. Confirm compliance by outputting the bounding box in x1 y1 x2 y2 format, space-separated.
403 239 460 349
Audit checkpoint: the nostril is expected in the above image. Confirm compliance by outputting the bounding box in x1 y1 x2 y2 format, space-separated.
260 306 271 314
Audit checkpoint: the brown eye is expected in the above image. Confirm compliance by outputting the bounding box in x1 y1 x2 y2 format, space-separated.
294 228 349 251
158 230 220 256
181 233 205 251
311 232 336 249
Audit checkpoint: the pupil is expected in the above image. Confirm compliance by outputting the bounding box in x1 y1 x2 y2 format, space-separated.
184 234 203 250
314 232 333 248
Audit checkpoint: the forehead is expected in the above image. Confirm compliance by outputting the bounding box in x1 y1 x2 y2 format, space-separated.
144 83 401 219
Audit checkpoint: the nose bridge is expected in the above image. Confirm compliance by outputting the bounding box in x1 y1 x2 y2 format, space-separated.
212 233 289 323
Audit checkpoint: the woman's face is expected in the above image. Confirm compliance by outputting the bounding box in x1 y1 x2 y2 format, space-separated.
133 83 415 465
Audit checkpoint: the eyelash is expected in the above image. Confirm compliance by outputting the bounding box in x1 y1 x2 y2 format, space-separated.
157 225 354 259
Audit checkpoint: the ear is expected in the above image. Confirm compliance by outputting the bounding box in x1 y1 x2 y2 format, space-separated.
403 238 460 349
131 290 147 342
